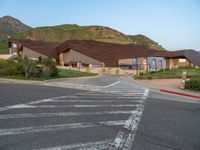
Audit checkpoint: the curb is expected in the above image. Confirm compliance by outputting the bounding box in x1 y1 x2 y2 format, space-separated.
160 89 200 99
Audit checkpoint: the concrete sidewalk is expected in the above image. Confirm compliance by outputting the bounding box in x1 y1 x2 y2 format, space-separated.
134 79 200 100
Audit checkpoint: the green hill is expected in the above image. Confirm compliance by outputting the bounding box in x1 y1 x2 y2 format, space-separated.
15 24 165 51
0 15 31 54
15 25 131 44
128 34 165 51
0 16 166 54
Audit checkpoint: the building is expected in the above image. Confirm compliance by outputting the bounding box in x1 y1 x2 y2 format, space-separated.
8 39 59 60
55 40 200 70
8 39 200 72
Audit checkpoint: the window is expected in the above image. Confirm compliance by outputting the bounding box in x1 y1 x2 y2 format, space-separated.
179 59 186 63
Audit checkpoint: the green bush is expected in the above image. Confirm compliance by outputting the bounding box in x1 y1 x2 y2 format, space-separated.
139 72 144 76
185 78 200 91
21 56 37 78
0 59 24 76
147 76 153 79
42 58 58 77
178 65 194 69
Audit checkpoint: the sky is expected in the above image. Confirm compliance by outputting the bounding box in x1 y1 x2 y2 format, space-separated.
0 0 200 51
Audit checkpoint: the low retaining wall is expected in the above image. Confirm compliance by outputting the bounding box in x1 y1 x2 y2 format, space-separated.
0 54 12 60
57 66 137 75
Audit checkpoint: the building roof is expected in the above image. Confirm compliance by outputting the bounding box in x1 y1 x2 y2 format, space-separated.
55 40 172 67
56 40 200 67
9 39 59 58
9 39 200 67
171 49 200 66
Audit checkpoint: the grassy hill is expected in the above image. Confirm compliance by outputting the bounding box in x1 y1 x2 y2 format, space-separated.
16 25 131 44
15 24 166 50
0 20 166 53
0 15 31 54
128 34 165 51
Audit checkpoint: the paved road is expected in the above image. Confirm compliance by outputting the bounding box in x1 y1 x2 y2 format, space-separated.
0 75 200 150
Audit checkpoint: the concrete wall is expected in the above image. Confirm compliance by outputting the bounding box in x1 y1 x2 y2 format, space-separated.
0 54 12 60
57 66 137 75
61 49 103 66
21 47 47 59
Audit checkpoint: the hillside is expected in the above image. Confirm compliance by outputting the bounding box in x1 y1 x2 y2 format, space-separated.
16 24 165 51
128 34 165 51
0 16 31 40
16 25 131 44
0 15 31 54
0 16 166 54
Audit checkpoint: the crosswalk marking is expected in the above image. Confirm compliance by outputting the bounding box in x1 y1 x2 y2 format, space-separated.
34 139 112 150
109 89 149 150
0 111 133 119
0 77 150 150
0 120 126 136
7 104 141 109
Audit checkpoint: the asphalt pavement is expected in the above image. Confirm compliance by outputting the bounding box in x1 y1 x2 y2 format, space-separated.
0 75 199 150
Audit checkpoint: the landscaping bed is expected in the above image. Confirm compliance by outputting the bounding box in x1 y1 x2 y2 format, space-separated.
135 67 200 79
0 58 96 80
135 66 200 91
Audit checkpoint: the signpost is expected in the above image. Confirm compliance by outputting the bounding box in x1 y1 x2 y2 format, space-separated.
181 71 187 89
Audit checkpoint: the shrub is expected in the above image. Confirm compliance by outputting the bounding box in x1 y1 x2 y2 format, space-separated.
178 65 194 69
139 72 144 76
185 78 200 91
21 56 37 78
42 58 58 77
0 59 24 76
147 76 153 79
34 66 43 78
149 71 156 74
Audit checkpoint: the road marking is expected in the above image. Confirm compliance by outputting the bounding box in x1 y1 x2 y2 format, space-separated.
0 98 52 112
5 104 141 109
33 139 112 150
0 111 133 119
0 120 125 136
48 99 142 103
0 95 83 112
109 89 149 150
103 81 121 88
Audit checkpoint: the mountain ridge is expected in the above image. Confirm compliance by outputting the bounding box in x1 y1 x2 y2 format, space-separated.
0 15 31 40
0 16 165 54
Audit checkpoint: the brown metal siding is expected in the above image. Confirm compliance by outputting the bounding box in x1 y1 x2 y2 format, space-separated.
22 47 47 59
62 49 103 65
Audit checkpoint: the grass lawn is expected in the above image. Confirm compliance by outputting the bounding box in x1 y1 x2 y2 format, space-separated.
56 69 97 78
0 69 97 81
135 67 200 79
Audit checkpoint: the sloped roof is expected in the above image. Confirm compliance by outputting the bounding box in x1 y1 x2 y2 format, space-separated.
9 39 200 67
55 40 172 67
56 40 200 67
9 39 59 58
172 49 200 66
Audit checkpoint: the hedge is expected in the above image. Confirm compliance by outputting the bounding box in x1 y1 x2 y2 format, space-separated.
185 77 200 91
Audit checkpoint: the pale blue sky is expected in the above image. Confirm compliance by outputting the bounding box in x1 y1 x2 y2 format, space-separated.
0 0 200 50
